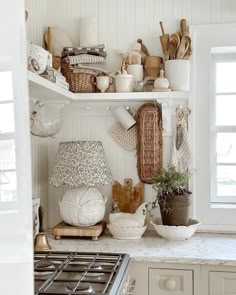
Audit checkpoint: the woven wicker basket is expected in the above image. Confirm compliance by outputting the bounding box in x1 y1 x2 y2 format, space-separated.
61 60 97 93
136 102 163 184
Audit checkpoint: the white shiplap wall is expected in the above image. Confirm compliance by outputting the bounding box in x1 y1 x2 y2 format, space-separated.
25 0 236 72
26 0 236 228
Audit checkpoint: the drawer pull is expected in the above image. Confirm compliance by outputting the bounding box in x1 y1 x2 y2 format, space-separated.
165 279 176 290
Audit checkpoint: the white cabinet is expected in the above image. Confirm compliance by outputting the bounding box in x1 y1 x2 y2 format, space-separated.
149 268 193 295
209 271 236 295
129 262 200 295
129 261 236 295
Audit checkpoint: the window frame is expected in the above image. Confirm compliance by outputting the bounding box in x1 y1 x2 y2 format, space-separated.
191 23 236 232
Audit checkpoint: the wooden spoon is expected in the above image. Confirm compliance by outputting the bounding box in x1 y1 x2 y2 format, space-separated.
183 38 192 60
176 35 191 59
168 33 180 60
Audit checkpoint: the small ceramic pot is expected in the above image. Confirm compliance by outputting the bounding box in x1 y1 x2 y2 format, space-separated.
115 74 134 92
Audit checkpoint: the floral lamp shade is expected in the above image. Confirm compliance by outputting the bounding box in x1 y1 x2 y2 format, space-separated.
49 141 113 188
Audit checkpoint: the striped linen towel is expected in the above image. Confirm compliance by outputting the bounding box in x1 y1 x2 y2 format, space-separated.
67 54 106 65
171 118 192 172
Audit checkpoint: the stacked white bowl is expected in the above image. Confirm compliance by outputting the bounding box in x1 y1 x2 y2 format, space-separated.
107 203 147 240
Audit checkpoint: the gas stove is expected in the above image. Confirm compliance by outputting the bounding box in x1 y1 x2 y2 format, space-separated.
34 251 132 295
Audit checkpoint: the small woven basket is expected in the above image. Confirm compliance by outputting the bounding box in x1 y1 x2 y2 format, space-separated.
61 60 97 93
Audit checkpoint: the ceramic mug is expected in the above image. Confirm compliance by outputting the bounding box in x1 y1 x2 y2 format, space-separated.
114 106 136 130
92 75 114 93
28 43 49 74
115 74 134 92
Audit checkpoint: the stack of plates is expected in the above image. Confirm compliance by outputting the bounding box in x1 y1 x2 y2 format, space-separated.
107 224 147 240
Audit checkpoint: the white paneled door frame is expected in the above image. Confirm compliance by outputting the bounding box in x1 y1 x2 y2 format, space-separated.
0 1 33 295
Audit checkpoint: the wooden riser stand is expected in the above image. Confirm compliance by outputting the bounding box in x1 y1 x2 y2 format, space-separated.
52 220 106 241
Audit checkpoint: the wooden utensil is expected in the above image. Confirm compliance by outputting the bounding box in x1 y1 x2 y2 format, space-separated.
25 10 28 22
183 37 192 59
178 19 192 60
169 33 180 60
176 35 191 59
159 21 169 60
47 27 52 54
180 19 188 35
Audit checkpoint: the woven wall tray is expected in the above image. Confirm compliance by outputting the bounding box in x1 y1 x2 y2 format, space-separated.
136 102 163 184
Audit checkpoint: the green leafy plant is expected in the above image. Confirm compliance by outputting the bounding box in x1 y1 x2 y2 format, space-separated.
149 164 191 215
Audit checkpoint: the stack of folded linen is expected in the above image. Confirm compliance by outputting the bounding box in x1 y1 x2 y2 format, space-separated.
61 44 108 74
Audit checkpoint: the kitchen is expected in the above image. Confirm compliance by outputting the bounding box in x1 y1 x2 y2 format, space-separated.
1 1 236 295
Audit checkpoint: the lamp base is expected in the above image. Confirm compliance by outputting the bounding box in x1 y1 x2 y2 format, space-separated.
52 220 106 241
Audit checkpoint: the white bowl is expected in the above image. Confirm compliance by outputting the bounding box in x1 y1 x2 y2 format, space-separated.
107 224 147 240
151 218 201 241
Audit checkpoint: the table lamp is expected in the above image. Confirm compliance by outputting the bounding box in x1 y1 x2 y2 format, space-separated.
49 141 113 227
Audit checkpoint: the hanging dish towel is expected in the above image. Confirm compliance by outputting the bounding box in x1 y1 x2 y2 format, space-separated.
171 118 191 171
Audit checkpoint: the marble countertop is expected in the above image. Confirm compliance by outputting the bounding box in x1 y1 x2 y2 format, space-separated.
47 230 236 266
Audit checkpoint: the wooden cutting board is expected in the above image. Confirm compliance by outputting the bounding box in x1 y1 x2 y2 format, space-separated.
112 178 144 213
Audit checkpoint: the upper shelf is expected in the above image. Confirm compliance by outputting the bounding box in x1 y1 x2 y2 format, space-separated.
28 71 189 103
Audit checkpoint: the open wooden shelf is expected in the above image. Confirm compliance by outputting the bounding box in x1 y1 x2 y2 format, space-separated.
28 71 189 103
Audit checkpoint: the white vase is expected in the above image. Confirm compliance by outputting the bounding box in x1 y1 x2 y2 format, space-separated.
127 64 144 82
79 18 98 47
164 60 190 91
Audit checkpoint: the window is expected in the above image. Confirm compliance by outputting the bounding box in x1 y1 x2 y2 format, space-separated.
0 68 17 211
211 54 236 204
191 24 236 231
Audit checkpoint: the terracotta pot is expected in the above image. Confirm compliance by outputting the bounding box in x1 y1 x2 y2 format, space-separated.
159 193 191 226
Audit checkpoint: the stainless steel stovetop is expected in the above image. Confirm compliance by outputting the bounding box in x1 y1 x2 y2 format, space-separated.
34 251 130 295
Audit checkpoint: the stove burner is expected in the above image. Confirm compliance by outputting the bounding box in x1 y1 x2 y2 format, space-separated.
90 263 103 271
84 272 104 278
34 260 55 276
65 283 94 294
36 260 55 268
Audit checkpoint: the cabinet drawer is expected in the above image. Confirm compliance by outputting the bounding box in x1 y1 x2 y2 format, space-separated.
209 271 236 295
148 268 193 295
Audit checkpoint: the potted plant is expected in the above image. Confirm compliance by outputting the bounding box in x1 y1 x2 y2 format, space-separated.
152 164 191 226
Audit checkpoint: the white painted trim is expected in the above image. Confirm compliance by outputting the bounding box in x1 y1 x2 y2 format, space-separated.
190 23 236 231
198 224 236 233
